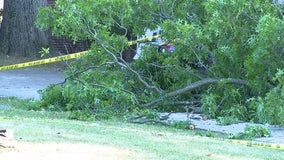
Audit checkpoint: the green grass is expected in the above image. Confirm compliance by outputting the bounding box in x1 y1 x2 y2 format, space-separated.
0 106 283 160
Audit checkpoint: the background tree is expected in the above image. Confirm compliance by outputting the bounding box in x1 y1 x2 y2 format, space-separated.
0 0 48 57
36 0 284 124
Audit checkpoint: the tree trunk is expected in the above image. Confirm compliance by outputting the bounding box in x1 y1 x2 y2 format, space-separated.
0 0 48 57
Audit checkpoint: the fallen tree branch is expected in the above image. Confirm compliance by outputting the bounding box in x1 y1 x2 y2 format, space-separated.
84 21 163 94
162 101 202 113
60 61 116 85
128 115 168 125
144 78 248 108
129 119 168 125
163 101 201 107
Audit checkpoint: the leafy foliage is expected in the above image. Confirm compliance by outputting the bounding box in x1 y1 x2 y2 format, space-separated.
36 0 284 123
248 69 284 126
168 120 191 130
230 125 271 140
0 9 3 17
38 52 137 120
245 15 284 95
217 116 239 126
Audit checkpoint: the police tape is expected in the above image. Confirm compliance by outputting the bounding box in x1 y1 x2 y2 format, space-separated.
0 51 88 71
226 139 284 150
128 34 161 45
196 136 284 150
0 35 161 71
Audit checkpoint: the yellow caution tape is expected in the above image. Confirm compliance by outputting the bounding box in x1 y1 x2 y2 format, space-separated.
128 34 161 45
197 136 284 150
0 35 161 71
227 139 284 150
0 51 88 71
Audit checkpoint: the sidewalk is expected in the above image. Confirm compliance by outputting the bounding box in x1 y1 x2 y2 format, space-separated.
160 112 284 144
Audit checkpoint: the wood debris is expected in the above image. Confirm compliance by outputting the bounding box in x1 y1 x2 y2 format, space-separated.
0 129 16 148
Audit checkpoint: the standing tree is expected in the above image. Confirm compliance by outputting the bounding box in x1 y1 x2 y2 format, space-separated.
0 0 48 57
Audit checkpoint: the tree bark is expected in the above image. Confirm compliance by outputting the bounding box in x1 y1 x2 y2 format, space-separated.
144 78 248 108
0 0 48 57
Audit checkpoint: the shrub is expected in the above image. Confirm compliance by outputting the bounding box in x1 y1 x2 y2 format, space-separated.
231 125 271 140
201 87 248 121
248 69 284 126
216 116 239 126
38 53 137 120
168 120 191 129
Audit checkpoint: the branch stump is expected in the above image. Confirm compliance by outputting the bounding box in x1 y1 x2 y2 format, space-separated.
0 129 16 148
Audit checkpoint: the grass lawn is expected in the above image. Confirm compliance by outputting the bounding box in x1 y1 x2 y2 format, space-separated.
0 106 283 160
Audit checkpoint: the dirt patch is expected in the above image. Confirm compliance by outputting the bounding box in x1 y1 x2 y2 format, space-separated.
0 142 137 160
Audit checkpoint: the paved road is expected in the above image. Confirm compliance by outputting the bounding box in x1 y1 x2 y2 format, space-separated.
0 68 64 99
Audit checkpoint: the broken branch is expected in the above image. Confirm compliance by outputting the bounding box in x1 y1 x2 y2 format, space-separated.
144 78 248 107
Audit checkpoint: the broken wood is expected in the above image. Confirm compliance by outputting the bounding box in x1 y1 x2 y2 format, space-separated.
144 78 248 108
0 129 16 148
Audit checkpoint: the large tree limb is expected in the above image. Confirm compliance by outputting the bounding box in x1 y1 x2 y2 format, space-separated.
144 78 248 108
163 101 201 106
84 24 163 94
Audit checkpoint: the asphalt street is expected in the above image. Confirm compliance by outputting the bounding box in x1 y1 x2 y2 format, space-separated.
0 68 64 99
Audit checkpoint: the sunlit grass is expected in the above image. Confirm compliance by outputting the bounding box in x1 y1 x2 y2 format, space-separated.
0 105 283 160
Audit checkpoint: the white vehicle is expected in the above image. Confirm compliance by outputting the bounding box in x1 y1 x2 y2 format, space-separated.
134 27 175 60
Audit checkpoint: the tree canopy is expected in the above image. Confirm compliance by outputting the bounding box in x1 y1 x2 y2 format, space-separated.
36 0 284 125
